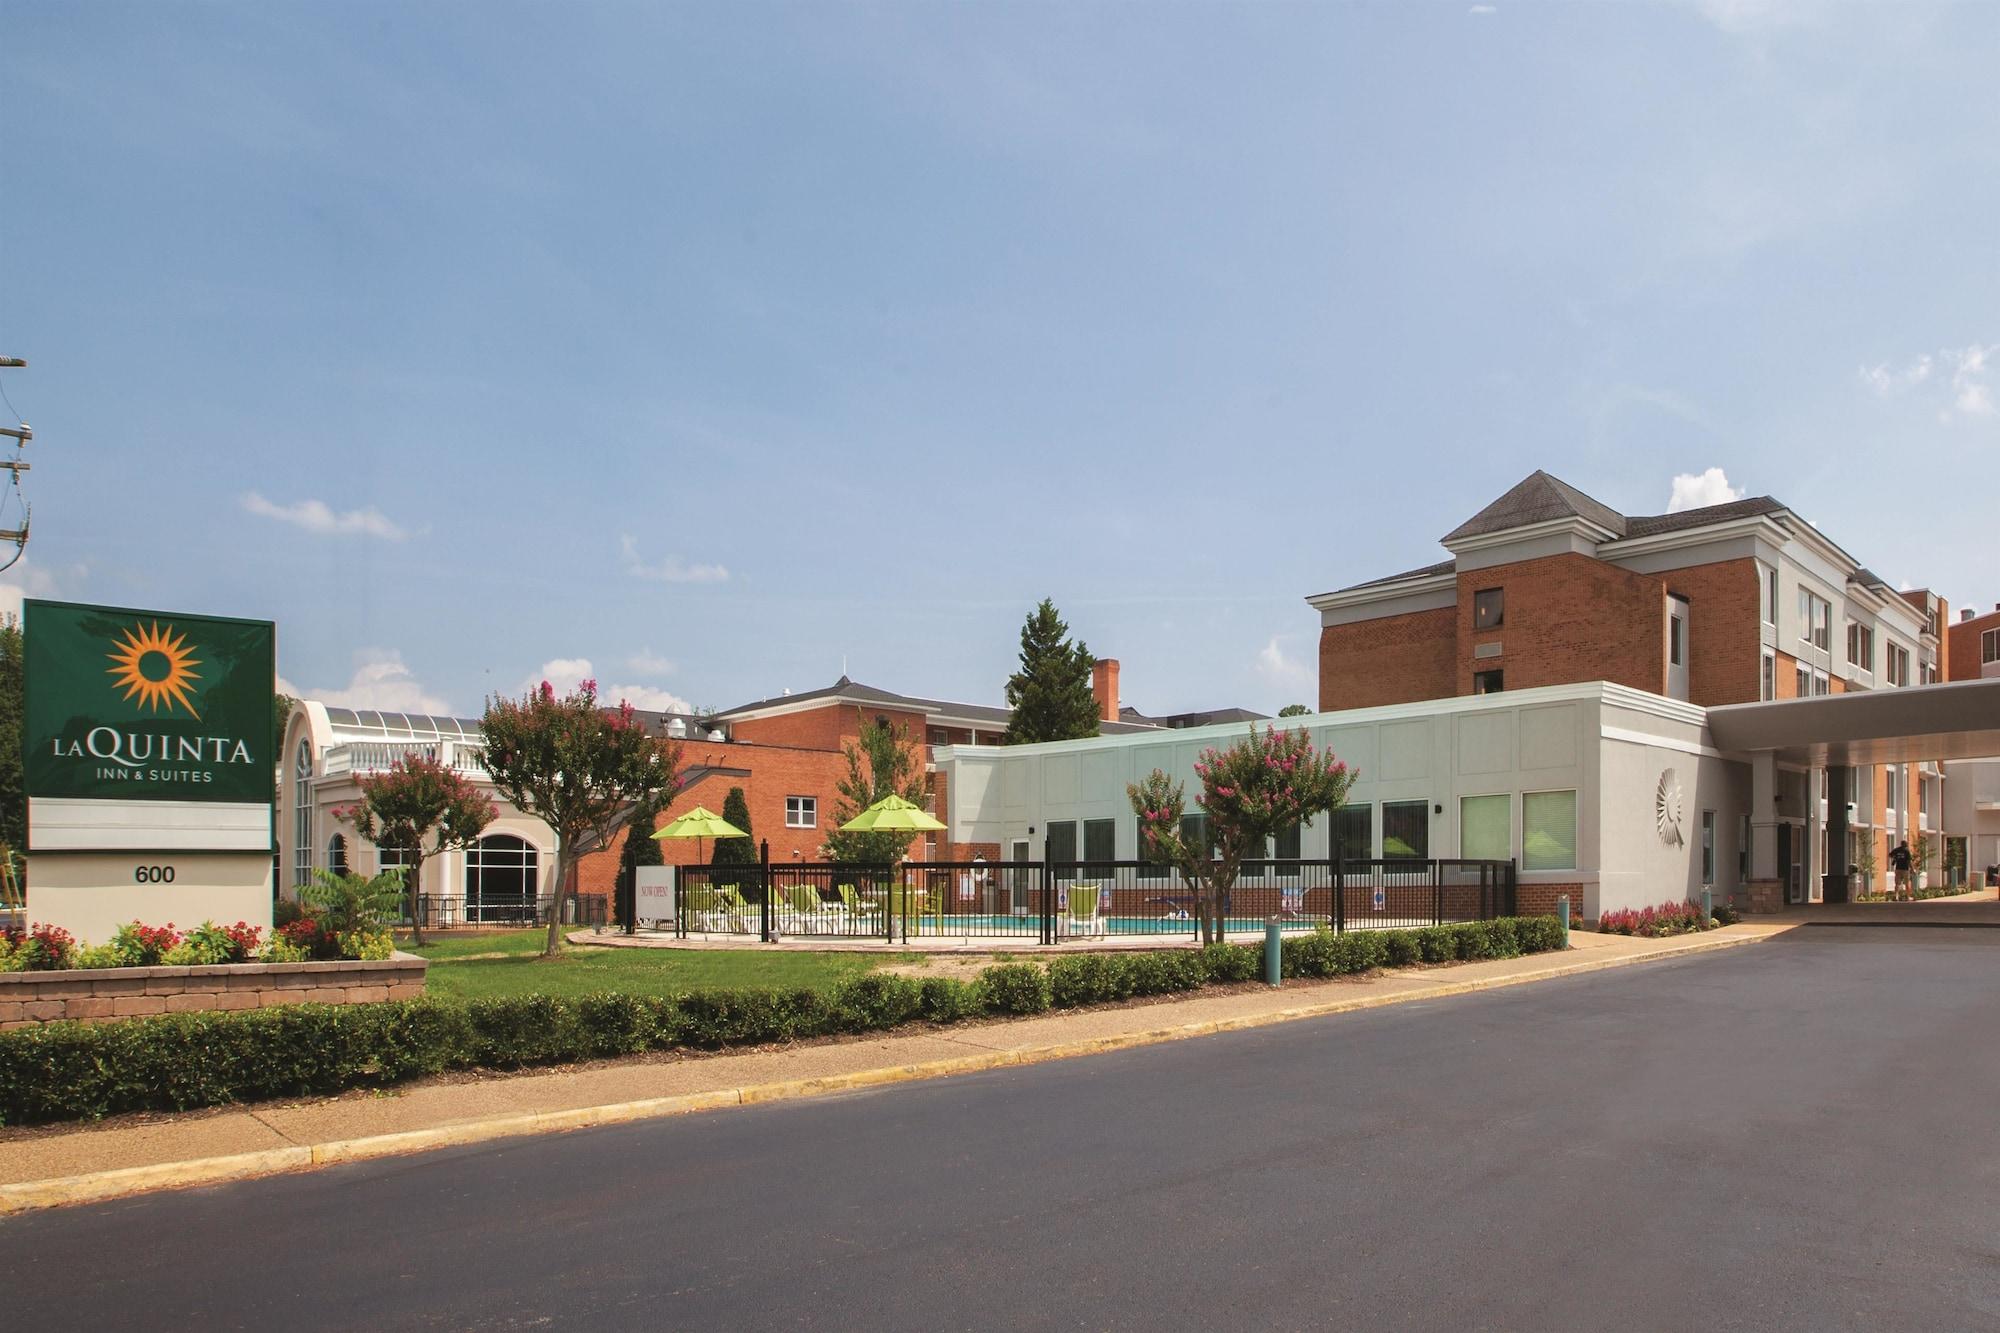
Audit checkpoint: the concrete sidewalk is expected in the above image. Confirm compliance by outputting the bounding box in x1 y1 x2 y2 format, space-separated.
0 922 1790 1211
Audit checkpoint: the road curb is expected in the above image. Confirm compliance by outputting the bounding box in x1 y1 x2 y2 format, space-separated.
0 929 1767 1216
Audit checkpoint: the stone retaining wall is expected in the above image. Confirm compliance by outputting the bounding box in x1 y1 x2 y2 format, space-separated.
0 953 427 1029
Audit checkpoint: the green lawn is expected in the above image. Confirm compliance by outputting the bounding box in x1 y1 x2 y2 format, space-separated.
404 929 885 1000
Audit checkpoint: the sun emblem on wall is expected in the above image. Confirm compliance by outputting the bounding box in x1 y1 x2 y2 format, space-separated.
106 621 204 718
1655 768 1685 847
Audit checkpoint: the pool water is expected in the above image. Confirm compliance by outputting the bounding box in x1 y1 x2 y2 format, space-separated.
897 914 1324 935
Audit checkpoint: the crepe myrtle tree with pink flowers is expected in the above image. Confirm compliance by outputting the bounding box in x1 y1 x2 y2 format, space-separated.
1128 726 1357 946
480 679 684 957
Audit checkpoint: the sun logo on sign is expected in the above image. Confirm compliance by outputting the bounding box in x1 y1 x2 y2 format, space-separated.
106 621 204 719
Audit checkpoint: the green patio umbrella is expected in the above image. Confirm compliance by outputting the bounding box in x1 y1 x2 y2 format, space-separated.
652 804 748 866
838 793 946 834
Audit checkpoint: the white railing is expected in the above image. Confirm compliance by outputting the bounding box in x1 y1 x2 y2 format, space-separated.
322 739 489 779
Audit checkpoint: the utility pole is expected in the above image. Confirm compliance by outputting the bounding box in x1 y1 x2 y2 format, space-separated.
0 355 29 572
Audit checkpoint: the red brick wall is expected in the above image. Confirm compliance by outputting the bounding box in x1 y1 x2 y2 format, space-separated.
1663 558 1761 705
1457 555 1666 696
1319 606 1456 711
1947 608 1999 681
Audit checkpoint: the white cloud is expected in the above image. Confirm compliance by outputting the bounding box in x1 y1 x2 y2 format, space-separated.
295 650 451 714
626 648 676 675
242 492 406 540
1695 0 1814 33
1945 344 1996 417
1468 3 1497 12
619 535 727 585
1255 636 1315 695
1666 467 1745 513
1861 343 1995 422
521 656 693 715
0 554 77 623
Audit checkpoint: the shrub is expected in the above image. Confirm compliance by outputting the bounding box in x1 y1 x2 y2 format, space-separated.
980 963 1052 1014
918 976 983 1022
1414 926 1458 964
832 973 923 1029
1515 916 1567 952
1199 941 1260 983
1048 954 1135 1008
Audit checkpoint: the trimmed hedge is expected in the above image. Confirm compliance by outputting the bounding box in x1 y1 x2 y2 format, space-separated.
0 916 1567 1125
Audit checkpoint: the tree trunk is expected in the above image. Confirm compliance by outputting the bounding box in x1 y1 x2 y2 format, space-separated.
543 847 570 956
407 854 426 948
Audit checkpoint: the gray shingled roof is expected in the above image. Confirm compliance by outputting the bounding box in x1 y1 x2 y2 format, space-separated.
1623 495 1787 539
712 674 1161 735
1441 471 1629 544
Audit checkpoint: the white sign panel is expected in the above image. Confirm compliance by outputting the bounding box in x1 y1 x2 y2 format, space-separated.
635 867 675 924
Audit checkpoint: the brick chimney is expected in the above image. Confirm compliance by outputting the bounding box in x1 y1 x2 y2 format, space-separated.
1091 658 1120 724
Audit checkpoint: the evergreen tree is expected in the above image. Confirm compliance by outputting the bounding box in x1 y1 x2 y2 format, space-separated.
1278 704 1311 718
0 616 21 852
710 786 756 885
1003 599 1099 744
823 721 931 864
614 790 667 921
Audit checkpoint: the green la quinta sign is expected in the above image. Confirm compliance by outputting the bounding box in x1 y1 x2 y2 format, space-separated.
25 599 276 807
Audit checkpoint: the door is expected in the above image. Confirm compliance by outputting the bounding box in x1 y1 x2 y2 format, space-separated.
466 834 540 923
1008 838 1031 913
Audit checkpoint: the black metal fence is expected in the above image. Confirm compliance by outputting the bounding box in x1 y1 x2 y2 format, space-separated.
664 843 1515 944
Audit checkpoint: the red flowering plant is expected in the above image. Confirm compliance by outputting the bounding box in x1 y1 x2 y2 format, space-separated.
1128 726 1358 946
2 922 79 971
1597 900 1714 937
111 921 183 967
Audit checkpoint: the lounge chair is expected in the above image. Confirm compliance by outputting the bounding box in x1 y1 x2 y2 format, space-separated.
786 884 835 932
837 883 884 926
711 887 755 933
1063 882 1105 938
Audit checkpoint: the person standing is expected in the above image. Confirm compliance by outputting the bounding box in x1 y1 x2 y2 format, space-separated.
1889 839 1914 901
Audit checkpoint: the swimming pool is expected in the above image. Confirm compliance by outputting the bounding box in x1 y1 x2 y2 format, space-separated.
897 914 1326 935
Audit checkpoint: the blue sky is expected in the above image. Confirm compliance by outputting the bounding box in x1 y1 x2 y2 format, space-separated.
3 1 1996 719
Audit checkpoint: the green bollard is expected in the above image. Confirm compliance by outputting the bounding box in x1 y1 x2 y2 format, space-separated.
1264 920 1282 987
1559 895 1570 949
1702 887 1713 926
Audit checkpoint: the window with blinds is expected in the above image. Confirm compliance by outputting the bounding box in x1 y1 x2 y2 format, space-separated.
1522 790 1578 872
1460 794 1511 862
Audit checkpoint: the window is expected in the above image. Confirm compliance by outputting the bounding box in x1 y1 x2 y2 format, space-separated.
1382 801 1428 859
1761 653 1775 701
1795 665 1810 698
378 842 418 893
1046 819 1078 866
293 739 314 888
1523 791 1577 872
1669 613 1684 667
1472 669 1503 695
1813 672 1829 697
1985 627 2000 664
1473 588 1503 630
1738 813 1751 881
1886 643 1910 687
1273 821 1302 862
1846 622 1873 670
465 834 540 924
785 796 816 828
1178 813 1213 859
1460 794 1511 862
1700 811 1716 885
1082 818 1116 866
1885 767 1901 813
1797 589 1830 650
1332 804 1372 861
1763 567 1777 626
327 834 349 877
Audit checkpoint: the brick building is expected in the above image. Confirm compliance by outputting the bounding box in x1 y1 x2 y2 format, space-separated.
281 662 1243 923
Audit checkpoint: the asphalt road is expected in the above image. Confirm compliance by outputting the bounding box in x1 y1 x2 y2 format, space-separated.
9 927 2000 1331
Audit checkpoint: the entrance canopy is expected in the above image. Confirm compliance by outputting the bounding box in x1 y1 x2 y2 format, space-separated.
1708 678 2000 766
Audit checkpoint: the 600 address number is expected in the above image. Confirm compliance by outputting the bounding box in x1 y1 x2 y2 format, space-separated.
134 865 177 884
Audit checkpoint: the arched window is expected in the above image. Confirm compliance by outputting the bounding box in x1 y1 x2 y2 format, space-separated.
465 834 540 924
326 834 349 877
293 739 314 887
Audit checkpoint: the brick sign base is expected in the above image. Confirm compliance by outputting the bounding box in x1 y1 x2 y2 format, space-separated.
0 954 427 1028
